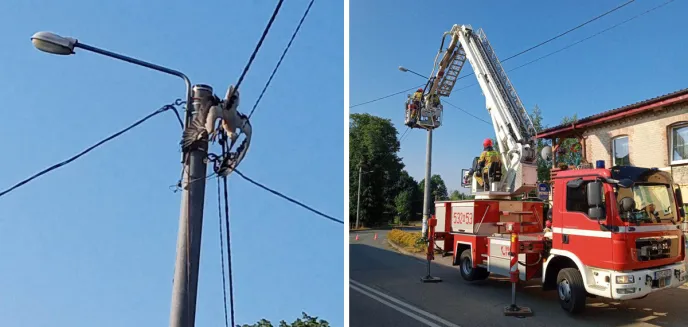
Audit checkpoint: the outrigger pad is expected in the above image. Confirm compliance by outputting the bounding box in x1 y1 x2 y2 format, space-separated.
503 305 533 318
420 276 442 283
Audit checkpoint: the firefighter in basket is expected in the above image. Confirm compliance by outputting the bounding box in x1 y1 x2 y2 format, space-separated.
426 93 441 123
464 138 500 191
406 88 424 126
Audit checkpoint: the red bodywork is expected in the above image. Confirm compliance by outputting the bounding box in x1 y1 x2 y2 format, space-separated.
550 168 685 272
433 167 685 282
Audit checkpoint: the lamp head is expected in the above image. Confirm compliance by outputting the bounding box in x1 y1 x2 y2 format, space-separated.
31 31 76 55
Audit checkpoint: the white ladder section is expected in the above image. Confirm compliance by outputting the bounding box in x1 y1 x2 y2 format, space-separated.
437 46 467 97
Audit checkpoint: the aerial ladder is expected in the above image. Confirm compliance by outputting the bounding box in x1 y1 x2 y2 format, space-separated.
418 25 688 317
420 24 538 197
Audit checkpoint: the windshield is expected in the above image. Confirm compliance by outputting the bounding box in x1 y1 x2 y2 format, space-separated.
617 183 675 224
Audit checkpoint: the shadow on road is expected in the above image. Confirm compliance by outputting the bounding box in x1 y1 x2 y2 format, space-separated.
350 243 688 327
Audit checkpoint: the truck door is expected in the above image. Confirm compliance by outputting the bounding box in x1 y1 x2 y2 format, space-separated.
561 180 613 270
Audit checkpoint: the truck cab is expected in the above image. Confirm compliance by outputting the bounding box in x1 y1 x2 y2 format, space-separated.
546 165 687 307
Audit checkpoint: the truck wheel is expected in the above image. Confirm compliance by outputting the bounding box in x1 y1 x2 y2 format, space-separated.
459 249 489 281
557 268 586 314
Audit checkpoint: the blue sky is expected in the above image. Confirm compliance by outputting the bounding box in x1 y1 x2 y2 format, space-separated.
350 0 688 192
0 1 343 326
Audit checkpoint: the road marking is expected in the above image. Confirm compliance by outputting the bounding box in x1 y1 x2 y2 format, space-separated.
350 284 444 327
350 279 461 327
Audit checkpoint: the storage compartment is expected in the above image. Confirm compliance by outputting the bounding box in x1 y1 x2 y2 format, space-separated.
486 235 544 281
487 237 526 280
435 200 543 236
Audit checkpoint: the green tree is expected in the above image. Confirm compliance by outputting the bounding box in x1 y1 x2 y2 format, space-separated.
240 313 329 327
449 190 471 200
394 189 413 224
418 174 449 214
449 190 461 200
349 113 404 227
396 170 421 221
530 105 551 182
556 114 583 168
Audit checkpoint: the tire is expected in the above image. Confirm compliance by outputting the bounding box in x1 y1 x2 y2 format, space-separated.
557 268 587 314
459 249 489 281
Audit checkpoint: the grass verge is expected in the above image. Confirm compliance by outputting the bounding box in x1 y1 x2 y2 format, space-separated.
387 229 427 253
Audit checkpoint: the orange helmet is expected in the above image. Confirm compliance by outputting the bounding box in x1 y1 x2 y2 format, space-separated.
483 138 493 147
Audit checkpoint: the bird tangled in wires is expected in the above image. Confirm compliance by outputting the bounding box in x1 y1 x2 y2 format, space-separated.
181 84 252 177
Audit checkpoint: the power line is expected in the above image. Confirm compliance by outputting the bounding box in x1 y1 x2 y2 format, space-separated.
216 178 230 327
233 0 285 93
350 84 425 109
216 136 236 327
220 173 235 327
444 0 636 85
500 0 635 62
442 100 491 125
0 101 182 199
508 0 676 73
399 127 410 143
233 169 343 224
249 0 315 119
349 0 637 109
446 0 677 94
170 172 216 193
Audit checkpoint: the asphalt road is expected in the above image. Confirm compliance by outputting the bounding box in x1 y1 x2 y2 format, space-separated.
350 228 688 327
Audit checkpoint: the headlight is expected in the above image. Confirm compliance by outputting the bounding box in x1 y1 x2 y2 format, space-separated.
616 288 636 294
616 275 635 284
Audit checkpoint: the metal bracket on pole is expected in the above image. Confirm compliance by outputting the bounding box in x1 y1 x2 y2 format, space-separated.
503 222 533 317
421 216 442 283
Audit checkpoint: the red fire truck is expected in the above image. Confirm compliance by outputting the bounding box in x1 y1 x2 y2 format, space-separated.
417 25 687 314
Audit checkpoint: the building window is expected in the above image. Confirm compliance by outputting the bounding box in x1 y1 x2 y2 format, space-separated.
612 136 630 166
671 125 688 164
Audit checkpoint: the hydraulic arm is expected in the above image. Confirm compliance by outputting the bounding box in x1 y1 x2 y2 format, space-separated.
430 25 538 195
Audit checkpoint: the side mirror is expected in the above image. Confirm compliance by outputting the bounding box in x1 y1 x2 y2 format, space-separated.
587 181 605 222
676 187 686 218
461 169 471 188
586 181 604 207
588 207 605 220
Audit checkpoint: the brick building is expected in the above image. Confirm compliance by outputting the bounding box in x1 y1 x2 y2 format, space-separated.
537 88 688 196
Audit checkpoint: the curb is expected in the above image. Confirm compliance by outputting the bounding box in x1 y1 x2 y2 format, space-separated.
387 239 455 268
386 239 417 257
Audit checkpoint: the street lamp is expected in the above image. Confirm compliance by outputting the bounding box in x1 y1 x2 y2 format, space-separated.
31 31 192 114
31 31 76 55
32 31 207 327
399 65 434 239
398 66 429 80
